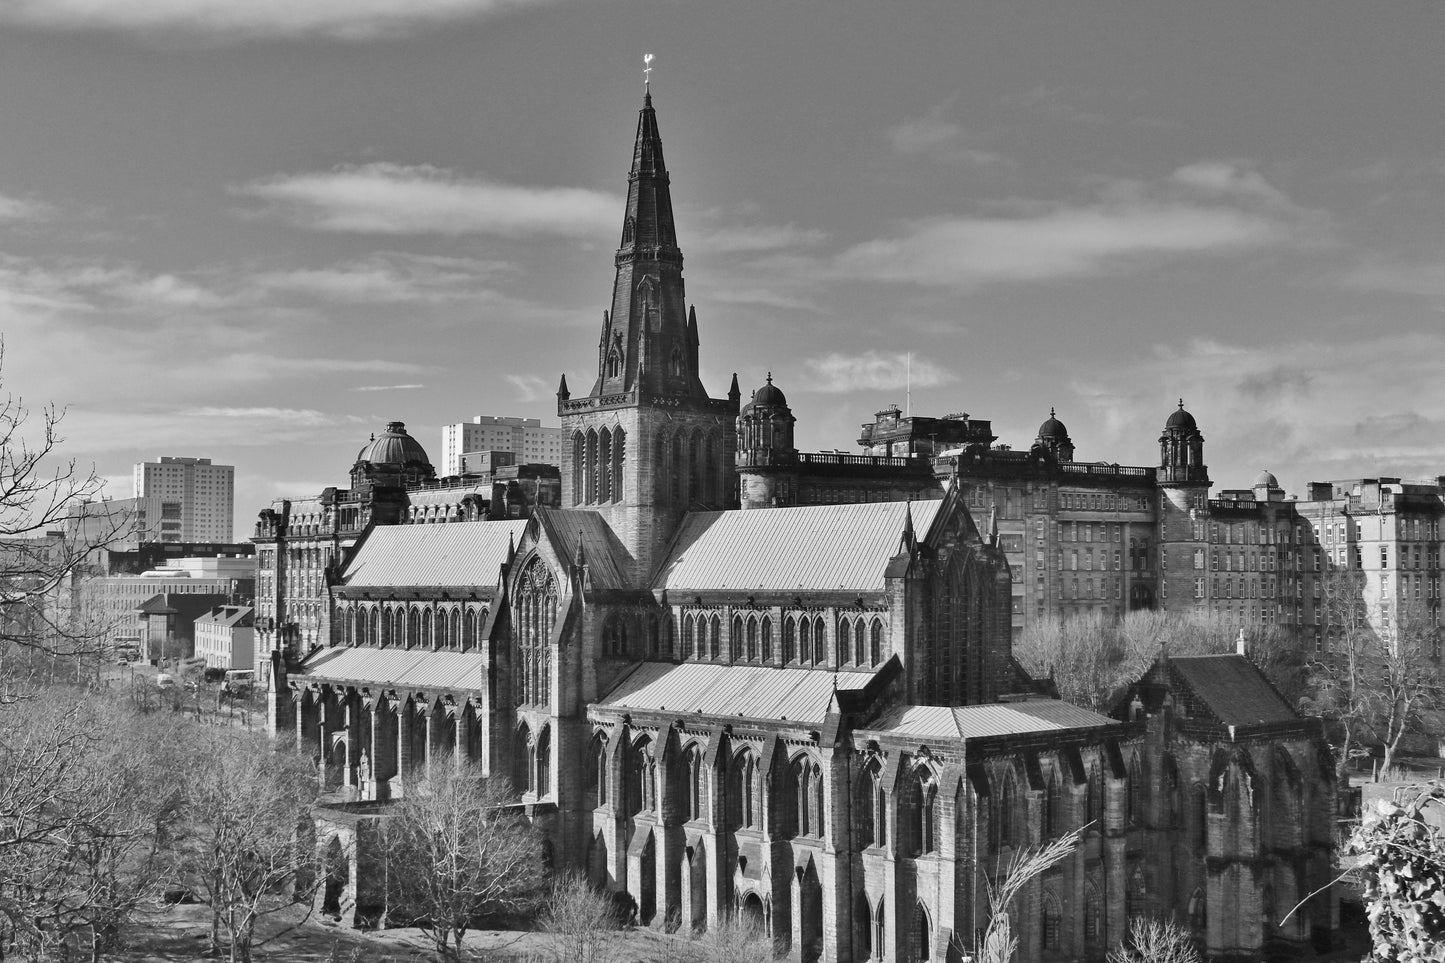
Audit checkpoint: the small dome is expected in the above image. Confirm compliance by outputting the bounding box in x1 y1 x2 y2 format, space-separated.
1037 407 1069 440
357 421 431 467
1254 469 1280 489
1165 400 1197 431
750 373 788 408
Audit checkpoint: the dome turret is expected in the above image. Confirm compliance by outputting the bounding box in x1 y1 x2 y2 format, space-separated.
746 373 788 410
1165 400 1197 431
350 421 436 493
1253 469 1279 489
357 421 431 468
1032 407 1074 462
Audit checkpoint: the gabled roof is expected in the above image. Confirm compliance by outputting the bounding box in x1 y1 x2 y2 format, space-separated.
653 500 944 594
532 508 634 590
341 519 527 589
870 699 1118 741
1166 654 1298 726
196 605 253 628
598 662 876 726
298 645 486 692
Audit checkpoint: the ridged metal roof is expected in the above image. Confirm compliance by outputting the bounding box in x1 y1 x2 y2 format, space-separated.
870 700 1118 740
653 500 944 594
599 661 876 726
534 508 633 589
299 645 487 692
342 519 527 589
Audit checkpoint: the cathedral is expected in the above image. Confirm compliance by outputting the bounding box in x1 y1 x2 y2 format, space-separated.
260 91 1338 962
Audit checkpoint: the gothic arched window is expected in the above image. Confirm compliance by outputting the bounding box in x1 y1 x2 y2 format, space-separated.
515 559 558 706
782 617 796 663
870 618 884 666
709 614 720 660
813 616 827 665
611 427 626 502
682 614 696 659
761 617 773 663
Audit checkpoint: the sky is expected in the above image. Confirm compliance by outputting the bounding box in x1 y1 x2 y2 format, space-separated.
1 1 1443 541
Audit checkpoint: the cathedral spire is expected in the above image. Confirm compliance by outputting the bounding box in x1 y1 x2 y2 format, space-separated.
586 91 704 400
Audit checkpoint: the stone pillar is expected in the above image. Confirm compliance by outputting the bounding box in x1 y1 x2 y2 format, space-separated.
395 697 414 798
344 690 362 789
455 705 471 771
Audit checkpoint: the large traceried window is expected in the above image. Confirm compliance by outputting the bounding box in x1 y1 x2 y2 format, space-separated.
515 559 558 707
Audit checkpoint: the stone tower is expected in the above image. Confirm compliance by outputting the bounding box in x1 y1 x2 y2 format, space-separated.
736 374 799 509
1156 400 1211 607
558 92 739 578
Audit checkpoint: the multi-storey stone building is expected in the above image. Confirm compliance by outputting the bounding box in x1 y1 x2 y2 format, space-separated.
263 91 1338 961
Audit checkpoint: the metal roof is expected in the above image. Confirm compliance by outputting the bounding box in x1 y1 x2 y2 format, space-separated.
653 500 944 594
341 519 527 589
534 508 633 589
870 700 1118 741
298 645 487 692
599 661 876 726
1168 655 1298 726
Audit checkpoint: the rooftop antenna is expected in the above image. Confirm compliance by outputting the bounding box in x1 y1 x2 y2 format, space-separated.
643 53 654 92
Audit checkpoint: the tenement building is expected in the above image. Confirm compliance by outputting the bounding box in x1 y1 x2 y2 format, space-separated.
263 91 1337 961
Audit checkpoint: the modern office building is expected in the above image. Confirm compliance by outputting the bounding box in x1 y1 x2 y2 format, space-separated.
440 416 561 477
132 456 236 543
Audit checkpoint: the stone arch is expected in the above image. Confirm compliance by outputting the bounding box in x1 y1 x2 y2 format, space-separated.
797 858 823 963
571 431 585 505
512 720 533 795
1041 887 1063 951
321 835 348 919
535 724 551 798
687 838 708 933
854 890 874 961
587 731 609 810
912 902 932 963
611 425 626 501
598 426 614 503
587 830 609 889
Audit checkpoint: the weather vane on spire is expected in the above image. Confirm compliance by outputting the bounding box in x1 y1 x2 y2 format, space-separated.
643 53 655 90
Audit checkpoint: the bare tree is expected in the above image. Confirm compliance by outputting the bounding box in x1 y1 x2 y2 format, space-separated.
177 727 322 963
0 347 128 673
381 759 544 961
1303 568 1374 778
1370 600 1442 775
542 872 627 963
1107 916 1202 963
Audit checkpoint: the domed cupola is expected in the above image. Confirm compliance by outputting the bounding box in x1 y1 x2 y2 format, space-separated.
1253 468 1284 502
1032 407 1075 462
351 421 436 491
737 374 797 467
1157 400 1208 486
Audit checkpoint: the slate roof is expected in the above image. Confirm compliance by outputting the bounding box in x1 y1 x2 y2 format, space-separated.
341 519 527 589
598 662 876 726
653 500 944 594
298 645 487 692
870 699 1118 741
1167 654 1298 726
533 508 634 590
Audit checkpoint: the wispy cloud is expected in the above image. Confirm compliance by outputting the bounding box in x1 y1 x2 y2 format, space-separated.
255 253 509 303
235 163 621 238
0 192 53 222
797 350 956 393
178 405 334 426
0 0 555 42
693 223 827 256
505 374 551 402
1341 259 1445 303
352 384 425 393
886 99 1003 166
831 164 1311 289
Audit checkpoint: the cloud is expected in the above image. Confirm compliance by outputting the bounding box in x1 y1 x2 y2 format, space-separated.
1168 160 1294 208
0 192 53 222
1341 259 1445 303
886 101 1003 166
832 165 1310 289
692 223 828 256
505 374 551 403
0 0 554 42
797 350 956 393
255 253 509 303
177 405 334 426
352 384 425 393
236 163 621 238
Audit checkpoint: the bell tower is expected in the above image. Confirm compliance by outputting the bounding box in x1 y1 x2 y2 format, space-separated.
558 91 739 578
